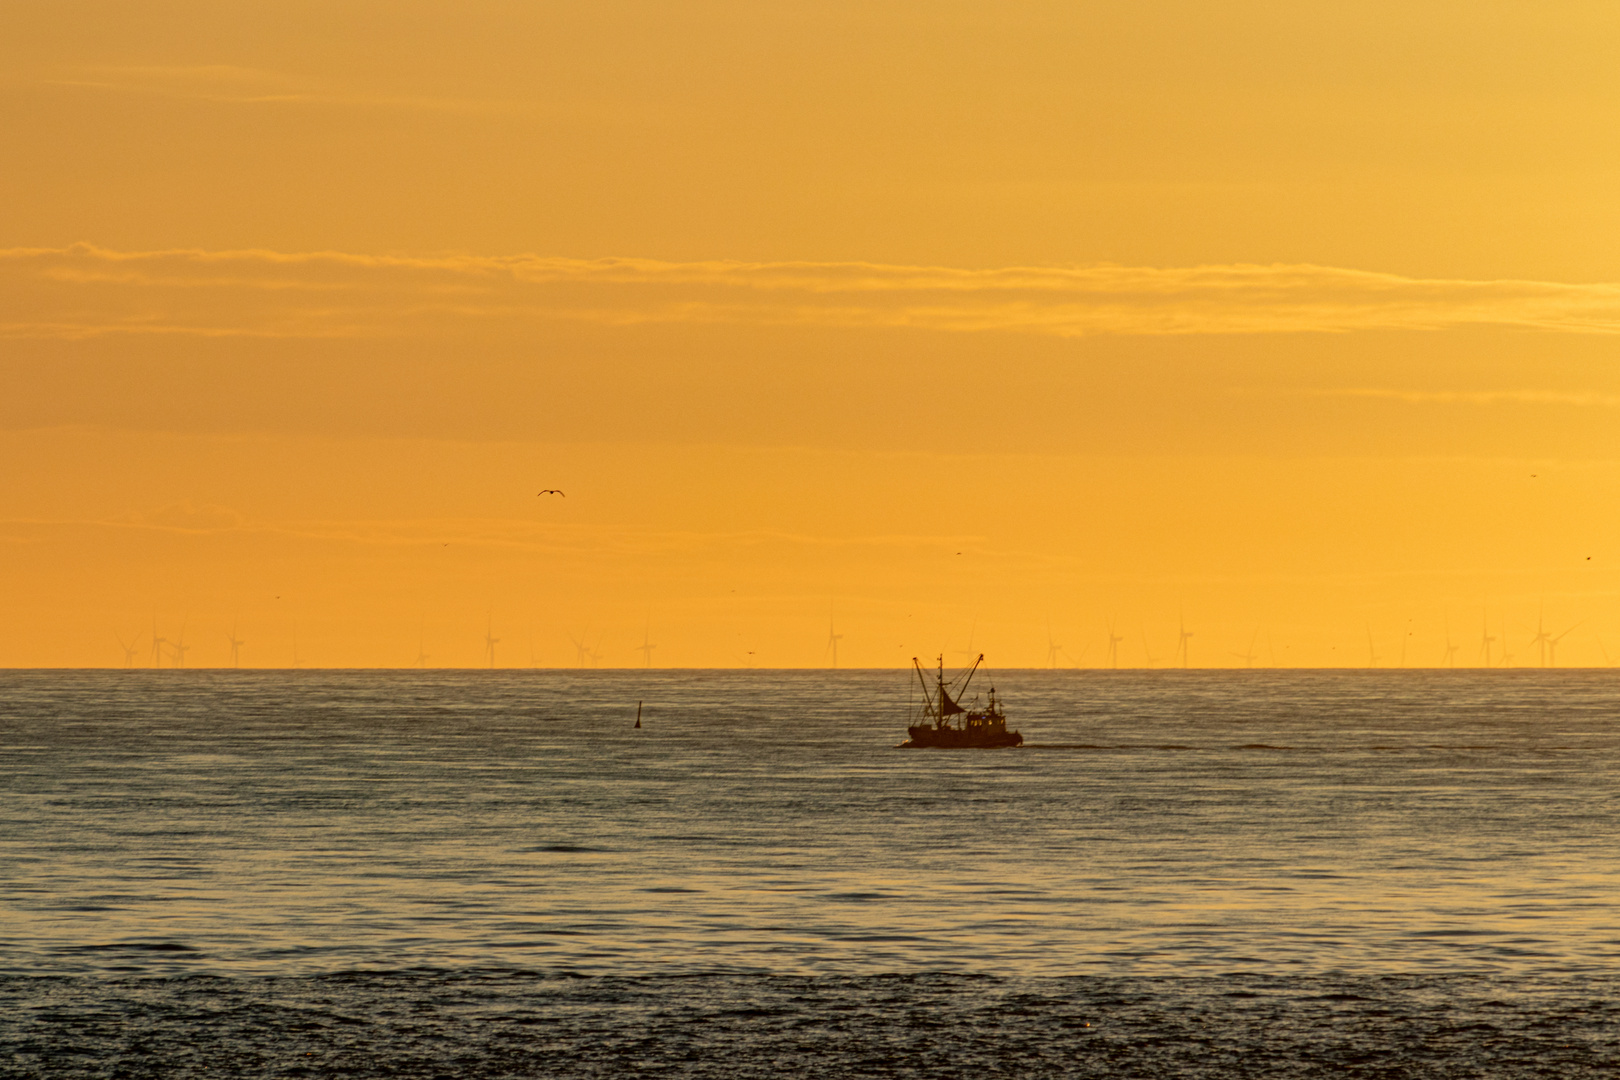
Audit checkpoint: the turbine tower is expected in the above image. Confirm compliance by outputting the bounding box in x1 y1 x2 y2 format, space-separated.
1175 614 1193 669
1231 628 1261 668
1365 626 1381 668
1106 618 1125 670
825 615 843 669
635 623 657 668
1548 622 1582 668
116 632 141 668
170 625 190 669
1479 612 1495 668
1045 620 1063 669
954 620 978 664
150 617 166 669
1530 614 1551 668
1441 625 1459 668
1139 625 1158 668
484 618 500 669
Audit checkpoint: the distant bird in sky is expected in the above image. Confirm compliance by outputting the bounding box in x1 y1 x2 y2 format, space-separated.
538 489 565 497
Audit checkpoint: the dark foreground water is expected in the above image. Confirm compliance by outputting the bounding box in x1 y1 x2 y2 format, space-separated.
3 669 1619 1076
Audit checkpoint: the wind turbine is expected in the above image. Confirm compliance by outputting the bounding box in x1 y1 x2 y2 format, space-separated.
1231 628 1261 668
1479 612 1495 668
170 624 191 669
1548 621 1582 668
825 616 843 669
116 632 141 668
413 635 430 668
1441 617 1459 668
150 617 166 669
484 617 500 669
1045 620 1064 669
635 623 657 668
1106 618 1125 670
226 623 245 668
1139 625 1160 668
1530 612 1552 668
1365 626 1381 668
1499 617 1513 667
569 630 591 667
1175 613 1193 669
954 620 979 664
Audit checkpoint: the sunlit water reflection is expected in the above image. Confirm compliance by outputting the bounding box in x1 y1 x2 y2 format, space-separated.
4 668 1618 979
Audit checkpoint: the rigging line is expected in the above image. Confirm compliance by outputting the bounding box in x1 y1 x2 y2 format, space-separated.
955 653 984 700
913 656 936 719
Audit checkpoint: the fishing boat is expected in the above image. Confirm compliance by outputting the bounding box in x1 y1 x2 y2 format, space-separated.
900 653 1022 748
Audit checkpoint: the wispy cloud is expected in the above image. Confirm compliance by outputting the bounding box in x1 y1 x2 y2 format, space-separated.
0 513 979 559
1240 387 1620 408
39 65 539 114
6 243 1620 340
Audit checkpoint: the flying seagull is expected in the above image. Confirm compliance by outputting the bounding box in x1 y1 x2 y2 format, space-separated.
538 489 566 497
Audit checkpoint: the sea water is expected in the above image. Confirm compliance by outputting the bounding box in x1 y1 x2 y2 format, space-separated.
3 669 1618 1076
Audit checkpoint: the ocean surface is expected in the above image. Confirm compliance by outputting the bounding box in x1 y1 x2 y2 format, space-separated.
4 668 1620 1076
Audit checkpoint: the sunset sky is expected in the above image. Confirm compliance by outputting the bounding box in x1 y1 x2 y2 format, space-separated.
6 1 1620 667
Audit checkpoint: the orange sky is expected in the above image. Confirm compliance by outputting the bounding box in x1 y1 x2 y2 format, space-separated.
6 1 1620 667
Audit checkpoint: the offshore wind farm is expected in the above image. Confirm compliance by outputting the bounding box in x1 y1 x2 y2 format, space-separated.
97 606 1620 669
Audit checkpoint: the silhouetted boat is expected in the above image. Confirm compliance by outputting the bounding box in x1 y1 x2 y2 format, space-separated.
900 653 1022 748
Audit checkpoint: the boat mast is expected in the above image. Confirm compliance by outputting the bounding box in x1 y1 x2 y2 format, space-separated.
912 657 935 724
937 654 946 728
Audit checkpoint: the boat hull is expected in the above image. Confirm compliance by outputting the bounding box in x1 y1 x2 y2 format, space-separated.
901 725 1023 749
